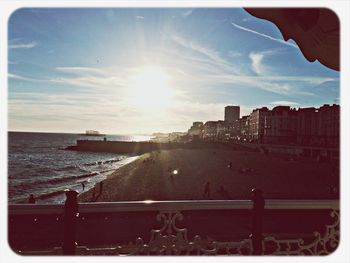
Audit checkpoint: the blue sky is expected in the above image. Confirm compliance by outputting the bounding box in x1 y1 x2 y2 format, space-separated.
8 8 339 134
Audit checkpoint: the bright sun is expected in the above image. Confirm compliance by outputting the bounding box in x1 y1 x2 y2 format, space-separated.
128 66 173 109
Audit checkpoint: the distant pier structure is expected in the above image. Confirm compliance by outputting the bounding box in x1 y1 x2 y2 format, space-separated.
81 130 105 136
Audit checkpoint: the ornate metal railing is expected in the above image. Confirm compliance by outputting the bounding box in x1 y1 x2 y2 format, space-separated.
8 192 339 256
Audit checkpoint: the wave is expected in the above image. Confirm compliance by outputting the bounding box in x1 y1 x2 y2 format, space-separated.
13 171 101 190
54 164 82 172
44 171 100 185
83 158 123 167
49 158 124 173
33 169 118 201
11 158 126 190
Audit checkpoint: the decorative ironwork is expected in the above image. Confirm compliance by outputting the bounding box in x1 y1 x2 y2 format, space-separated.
72 211 253 255
112 211 252 255
12 201 339 256
262 210 339 255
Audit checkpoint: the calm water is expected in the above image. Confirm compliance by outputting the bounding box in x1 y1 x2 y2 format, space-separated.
8 132 151 204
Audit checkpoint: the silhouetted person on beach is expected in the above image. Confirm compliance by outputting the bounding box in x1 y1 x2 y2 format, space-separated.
103 137 107 142
28 194 36 204
228 161 232 169
99 181 103 194
203 181 211 198
92 187 96 201
81 182 85 191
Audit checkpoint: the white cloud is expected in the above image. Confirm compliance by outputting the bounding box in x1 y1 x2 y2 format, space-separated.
169 34 336 97
156 37 335 97
170 34 242 75
228 51 241 58
8 45 337 133
171 35 224 64
231 23 298 48
204 74 318 96
7 92 178 133
9 90 257 134
242 17 253 22
8 73 24 80
8 62 335 134
270 101 301 106
51 66 129 90
181 9 194 17
212 74 337 84
136 16 144 19
9 41 37 49
248 49 281 75
56 67 108 76
249 52 264 75
8 73 42 82
50 76 126 90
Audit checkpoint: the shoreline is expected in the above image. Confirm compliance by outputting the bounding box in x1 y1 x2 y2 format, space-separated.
80 154 140 192
11 155 141 204
78 148 339 203
55 155 141 204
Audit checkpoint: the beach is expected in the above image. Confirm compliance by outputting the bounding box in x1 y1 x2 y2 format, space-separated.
78 148 338 202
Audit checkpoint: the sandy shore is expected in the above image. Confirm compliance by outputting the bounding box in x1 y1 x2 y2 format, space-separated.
78 148 338 202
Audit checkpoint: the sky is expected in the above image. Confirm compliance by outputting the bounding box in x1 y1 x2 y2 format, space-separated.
8 8 340 134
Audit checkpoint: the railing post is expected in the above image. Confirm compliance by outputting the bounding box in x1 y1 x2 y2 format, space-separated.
62 190 78 255
250 188 265 255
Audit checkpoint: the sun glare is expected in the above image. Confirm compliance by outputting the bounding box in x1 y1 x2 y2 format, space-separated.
128 66 173 109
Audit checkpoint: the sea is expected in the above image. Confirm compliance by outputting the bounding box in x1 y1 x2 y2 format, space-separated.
8 132 151 204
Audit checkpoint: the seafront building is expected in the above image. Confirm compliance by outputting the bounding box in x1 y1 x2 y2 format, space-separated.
188 122 204 141
216 120 231 140
264 106 298 145
224 106 240 123
203 121 219 140
296 107 320 146
318 104 340 147
186 104 339 147
249 107 269 143
239 115 250 141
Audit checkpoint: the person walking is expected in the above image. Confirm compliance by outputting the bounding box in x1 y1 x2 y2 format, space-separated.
99 181 103 195
203 181 211 198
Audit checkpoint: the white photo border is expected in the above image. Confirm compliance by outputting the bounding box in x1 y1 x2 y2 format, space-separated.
1 1 349 263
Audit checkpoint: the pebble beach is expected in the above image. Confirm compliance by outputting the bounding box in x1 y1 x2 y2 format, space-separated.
78 148 338 202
